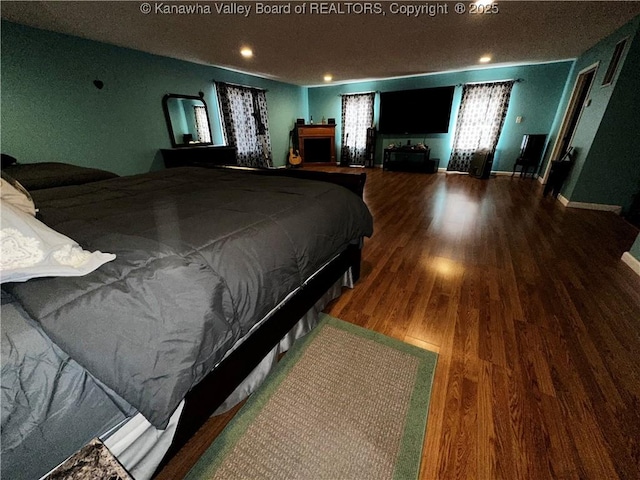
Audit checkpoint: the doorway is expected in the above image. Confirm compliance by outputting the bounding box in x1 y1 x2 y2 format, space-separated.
541 64 598 183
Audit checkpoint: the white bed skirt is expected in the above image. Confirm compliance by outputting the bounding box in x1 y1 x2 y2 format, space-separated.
102 269 352 479
213 269 351 414
103 401 185 480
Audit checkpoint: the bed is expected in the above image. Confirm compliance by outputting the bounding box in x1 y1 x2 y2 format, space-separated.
0 166 373 479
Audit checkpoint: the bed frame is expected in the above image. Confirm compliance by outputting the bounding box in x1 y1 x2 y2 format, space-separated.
154 167 367 474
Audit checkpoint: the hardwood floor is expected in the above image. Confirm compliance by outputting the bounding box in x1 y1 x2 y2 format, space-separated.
157 167 640 480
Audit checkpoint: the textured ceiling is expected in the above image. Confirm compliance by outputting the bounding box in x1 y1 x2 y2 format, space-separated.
2 1 640 86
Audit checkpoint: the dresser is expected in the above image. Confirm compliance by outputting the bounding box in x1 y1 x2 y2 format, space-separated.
161 145 237 168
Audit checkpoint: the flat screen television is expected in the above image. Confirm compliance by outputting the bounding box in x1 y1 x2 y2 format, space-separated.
378 86 455 135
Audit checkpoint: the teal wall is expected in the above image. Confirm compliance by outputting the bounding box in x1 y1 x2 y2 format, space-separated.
5 15 636 199
166 99 190 141
0 20 571 176
0 21 307 174
543 16 640 210
570 21 640 212
630 234 640 261
181 102 198 141
307 61 572 171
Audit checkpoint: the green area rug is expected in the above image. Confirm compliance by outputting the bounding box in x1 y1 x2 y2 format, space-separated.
186 314 438 480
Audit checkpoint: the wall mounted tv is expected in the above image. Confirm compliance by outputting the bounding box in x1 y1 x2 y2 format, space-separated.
378 86 455 135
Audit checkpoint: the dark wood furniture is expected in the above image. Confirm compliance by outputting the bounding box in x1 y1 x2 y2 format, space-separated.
512 134 547 178
297 124 336 164
154 166 367 475
383 148 438 173
625 189 640 229
543 147 575 197
253 167 366 198
1 162 119 190
543 160 574 197
43 439 133 480
161 145 237 168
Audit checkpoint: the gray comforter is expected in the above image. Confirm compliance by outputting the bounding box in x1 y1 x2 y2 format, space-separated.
1 291 136 480
3 167 373 429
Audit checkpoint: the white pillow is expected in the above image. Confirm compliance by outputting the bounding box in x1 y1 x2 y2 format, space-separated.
0 200 116 283
0 175 36 216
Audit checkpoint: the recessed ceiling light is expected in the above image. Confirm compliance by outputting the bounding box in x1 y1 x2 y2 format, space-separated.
474 0 494 6
324 74 333 82
479 56 492 63
240 47 253 58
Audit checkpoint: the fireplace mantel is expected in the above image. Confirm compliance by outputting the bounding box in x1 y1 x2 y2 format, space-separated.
296 124 336 164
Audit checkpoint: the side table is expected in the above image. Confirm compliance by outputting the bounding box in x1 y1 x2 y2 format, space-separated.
43 438 133 480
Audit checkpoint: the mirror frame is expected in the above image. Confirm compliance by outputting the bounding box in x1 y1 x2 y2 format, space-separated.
162 92 214 148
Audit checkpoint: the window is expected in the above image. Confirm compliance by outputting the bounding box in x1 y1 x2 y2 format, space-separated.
193 105 211 143
341 93 375 166
215 82 272 168
602 38 628 86
447 81 515 172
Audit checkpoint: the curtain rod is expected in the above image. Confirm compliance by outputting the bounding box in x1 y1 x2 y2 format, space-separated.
456 78 523 87
338 90 378 96
213 80 268 92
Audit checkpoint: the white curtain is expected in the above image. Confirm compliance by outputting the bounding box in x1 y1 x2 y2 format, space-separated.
447 81 514 172
193 105 211 143
341 93 375 165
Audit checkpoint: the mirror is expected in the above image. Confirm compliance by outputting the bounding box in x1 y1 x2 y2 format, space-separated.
162 93 213 148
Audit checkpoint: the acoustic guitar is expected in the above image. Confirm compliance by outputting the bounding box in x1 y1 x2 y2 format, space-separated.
288 129 302 167
289 147 302 166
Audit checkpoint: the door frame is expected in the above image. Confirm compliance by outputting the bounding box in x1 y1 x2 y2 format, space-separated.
541 62 599 184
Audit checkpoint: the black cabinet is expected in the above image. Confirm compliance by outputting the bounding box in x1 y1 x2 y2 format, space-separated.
543 161 573 197
625 189 640 229
383 148 439 173
161 146 236 168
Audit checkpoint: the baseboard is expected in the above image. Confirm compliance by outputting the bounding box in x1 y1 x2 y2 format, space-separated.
491 170 538 179
621 252 640 277
558 194 570 206
389 167 537 177
442 170 530 176
561 198 622 214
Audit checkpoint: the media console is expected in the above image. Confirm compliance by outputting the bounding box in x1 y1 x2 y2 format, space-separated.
383 148 439 173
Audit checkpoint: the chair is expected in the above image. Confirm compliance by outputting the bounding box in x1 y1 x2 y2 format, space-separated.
512 134 547 178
